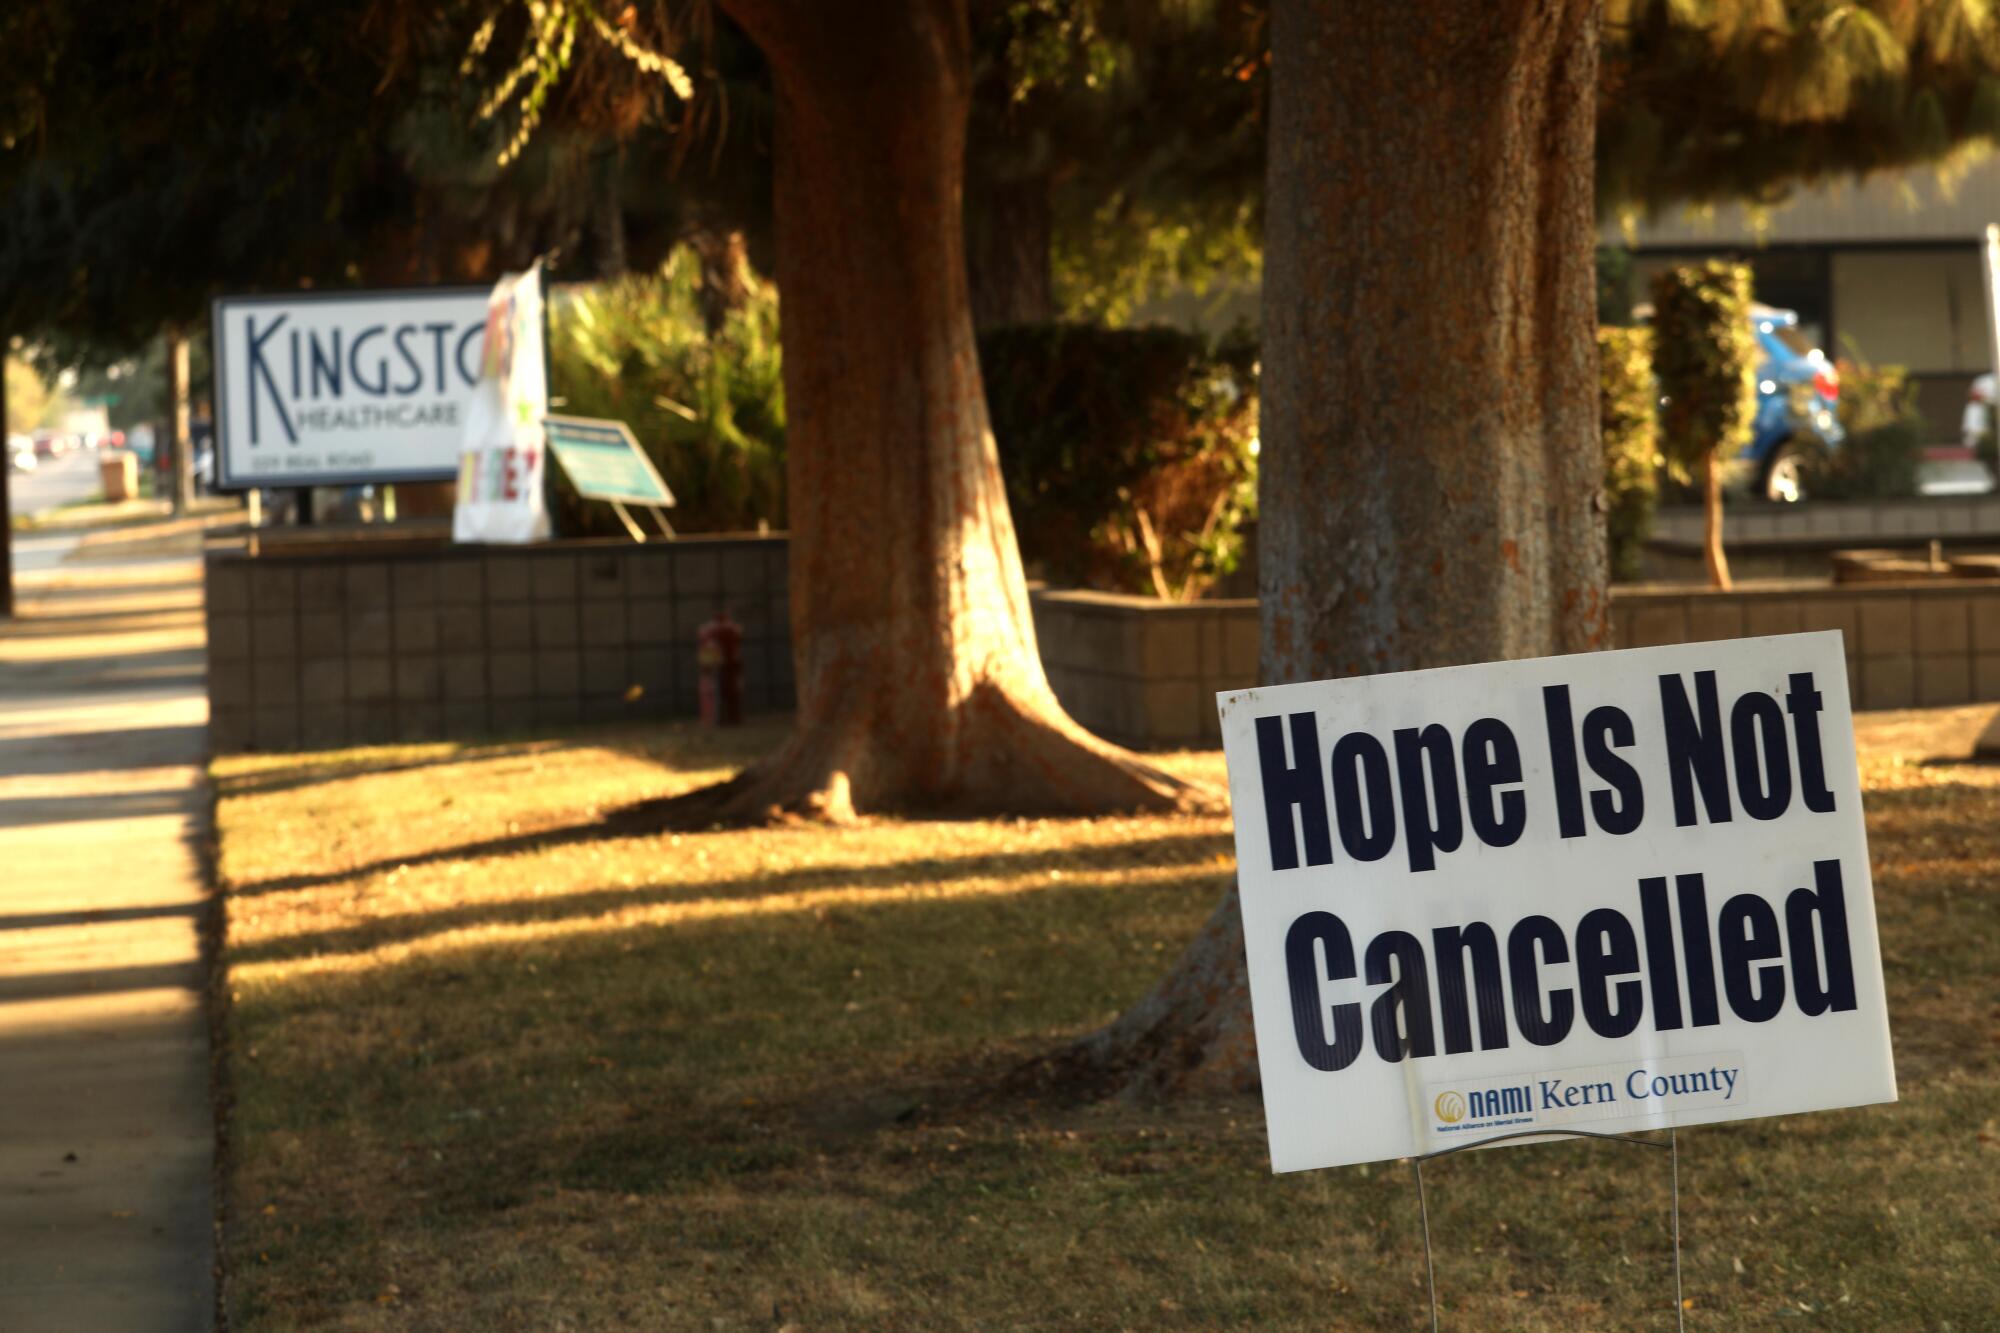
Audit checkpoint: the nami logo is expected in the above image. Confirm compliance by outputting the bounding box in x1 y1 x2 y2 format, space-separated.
1425 1079 1538 1139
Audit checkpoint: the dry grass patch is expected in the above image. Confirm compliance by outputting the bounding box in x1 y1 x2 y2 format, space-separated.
215 711 2000 1329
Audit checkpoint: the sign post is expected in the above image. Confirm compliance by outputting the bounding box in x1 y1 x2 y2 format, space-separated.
543 414 677 542
1217 632 1895 1318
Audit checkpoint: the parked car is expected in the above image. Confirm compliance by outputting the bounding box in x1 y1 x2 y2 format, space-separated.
7 434 35 472
1739 305 1843 502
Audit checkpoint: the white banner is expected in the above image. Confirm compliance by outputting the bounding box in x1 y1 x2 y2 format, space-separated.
452 265 550 546
211 287 490 488
1219 632 1895 1173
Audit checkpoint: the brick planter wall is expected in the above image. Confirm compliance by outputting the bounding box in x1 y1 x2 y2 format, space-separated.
1641 497 2000 582
206 537 2000 754
1611 578 2000 712
205 535 792 751
1030 589 1258 747
1034 580 2000 743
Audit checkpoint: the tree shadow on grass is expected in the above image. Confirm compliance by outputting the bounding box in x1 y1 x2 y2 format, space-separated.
220 874 1235 1218
1860 779 2000 841
214 740 578 800
214 719 791 806
226 828 1234 967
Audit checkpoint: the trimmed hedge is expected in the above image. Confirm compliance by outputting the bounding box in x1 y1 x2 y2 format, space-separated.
1598 326 1659 582
1649 261 1758 487
1800 353 1922 500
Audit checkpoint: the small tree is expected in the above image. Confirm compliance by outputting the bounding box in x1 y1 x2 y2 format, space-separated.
1598 325 1659 583
1650 262 1757 589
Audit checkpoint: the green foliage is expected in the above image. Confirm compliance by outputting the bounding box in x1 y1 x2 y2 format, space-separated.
1603 0 2000 217
1054 199 1262 328
978 323 1258 601
5 354 54 435
1 0 738 365
1800 352 1924 499
1596 246 1638 326
1598 326 1659 582
968 0 1267 326
42 333 214 434
1649 261 1758 483
546 252 785 535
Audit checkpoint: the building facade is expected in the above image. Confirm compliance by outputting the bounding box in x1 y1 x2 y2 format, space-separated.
1612 157 2000 437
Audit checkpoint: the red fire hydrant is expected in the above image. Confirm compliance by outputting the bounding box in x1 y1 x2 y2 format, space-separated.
697 610 744 727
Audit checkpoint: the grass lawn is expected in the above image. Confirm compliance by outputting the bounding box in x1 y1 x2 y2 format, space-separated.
212 710 2000 1329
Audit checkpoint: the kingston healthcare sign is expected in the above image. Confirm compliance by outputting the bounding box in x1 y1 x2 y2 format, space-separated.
212 287 492 488
1219 632 1895 1173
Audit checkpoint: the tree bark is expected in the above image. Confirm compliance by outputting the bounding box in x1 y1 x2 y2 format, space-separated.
708 0 1203 821
966 172 1053 330
1068 0 1610 1097
166 326 196 515
1702 449 1732 588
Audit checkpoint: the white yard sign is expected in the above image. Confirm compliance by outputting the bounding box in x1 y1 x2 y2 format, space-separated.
211 287 492 488
1218 633 1896 1173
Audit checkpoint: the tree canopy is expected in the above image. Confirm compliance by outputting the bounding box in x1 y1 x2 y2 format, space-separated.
1603 0 2000 215
0 0 763 364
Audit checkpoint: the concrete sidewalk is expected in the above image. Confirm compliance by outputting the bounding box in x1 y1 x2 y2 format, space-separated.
0 547 214 1330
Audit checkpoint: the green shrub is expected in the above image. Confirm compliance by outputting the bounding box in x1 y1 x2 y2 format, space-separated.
546 252 785 535
1596 246 1636 326
1598 326 1658 582
978 323 1258 601
1650 261 1756 586
1649 262 1758 484
1798 352 1922 500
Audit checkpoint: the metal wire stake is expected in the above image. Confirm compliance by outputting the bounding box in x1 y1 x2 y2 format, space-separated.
1670 1129 1685 1333
1410 1128 1683 1330
1415 1155 1439 1333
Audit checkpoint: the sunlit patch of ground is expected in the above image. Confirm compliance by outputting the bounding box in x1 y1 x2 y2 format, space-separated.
214 710 2000 1329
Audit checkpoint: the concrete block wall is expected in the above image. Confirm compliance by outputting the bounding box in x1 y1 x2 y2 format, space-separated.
1032 590 1258 747
1641 498 2000 583
1611 580 2000 711
1034 580 2000 749
206 536 792 752
208 541 2000 754
1651 496 2000 547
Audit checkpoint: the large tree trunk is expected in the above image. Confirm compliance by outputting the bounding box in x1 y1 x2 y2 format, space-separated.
710 0 1202 821
966 172 1053 330
1068 0 1610 1097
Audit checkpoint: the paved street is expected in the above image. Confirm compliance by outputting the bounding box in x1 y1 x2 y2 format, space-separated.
11 450 106 520
8 451 101 573
0 538 214 1331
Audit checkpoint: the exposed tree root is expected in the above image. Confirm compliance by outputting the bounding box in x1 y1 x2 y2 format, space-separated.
619 679 1220 831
